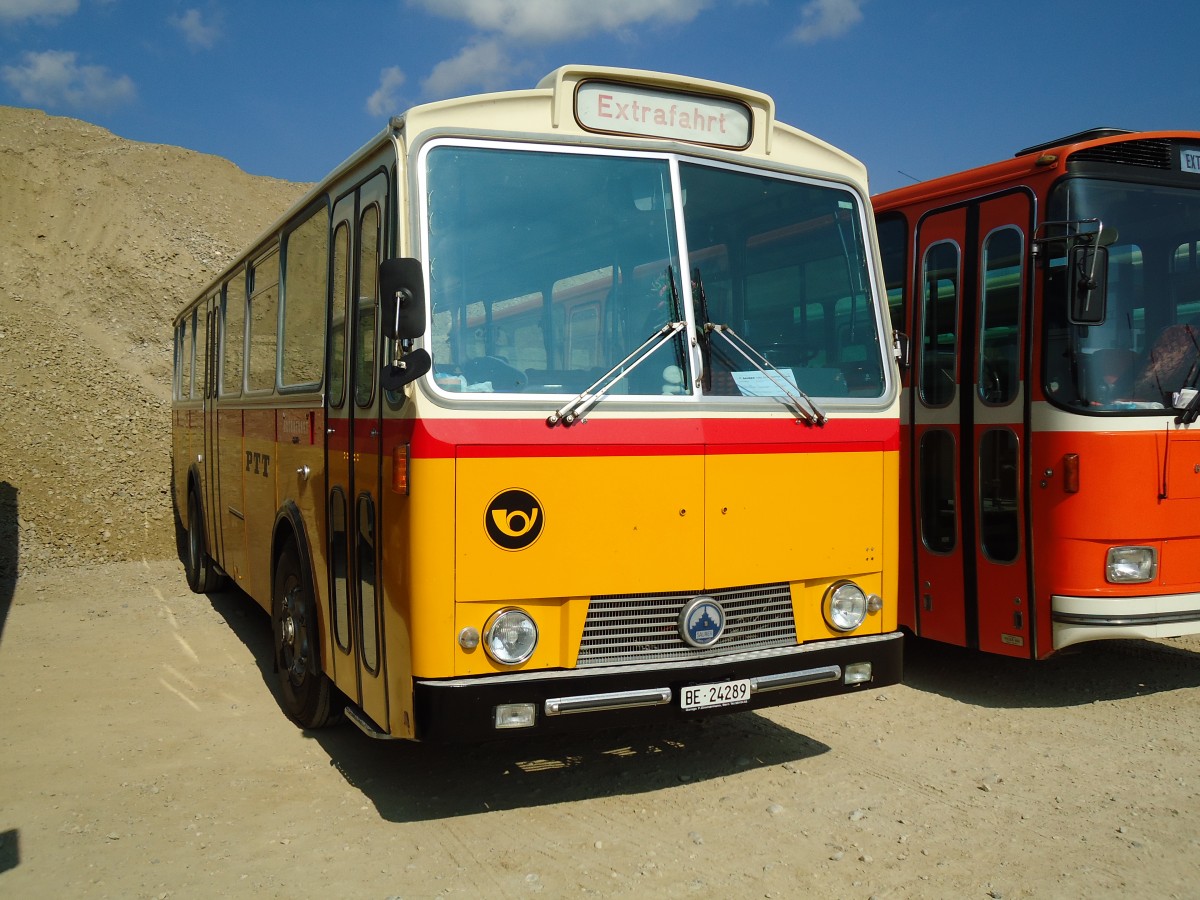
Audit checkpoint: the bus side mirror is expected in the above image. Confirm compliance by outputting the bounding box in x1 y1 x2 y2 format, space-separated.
379 257 427 340
1068 244 1108 325
381 348 432 392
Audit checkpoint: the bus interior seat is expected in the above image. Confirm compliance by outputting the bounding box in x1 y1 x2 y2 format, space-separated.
1080 348 1136 402
793 367 848 397
462 355 528 392
839 340 880 394
524 368 582 392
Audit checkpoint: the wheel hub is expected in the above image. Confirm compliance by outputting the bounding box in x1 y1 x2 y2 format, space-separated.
280 589 306 677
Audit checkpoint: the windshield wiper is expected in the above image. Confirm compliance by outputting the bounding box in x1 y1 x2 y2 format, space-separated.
703 323 827 425
691 268 826 426
547 320 686 427
691 267 713 392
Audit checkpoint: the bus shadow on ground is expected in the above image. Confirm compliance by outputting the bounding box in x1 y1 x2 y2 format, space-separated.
321 712 828 823
902 633 1200 709
205 586 831 823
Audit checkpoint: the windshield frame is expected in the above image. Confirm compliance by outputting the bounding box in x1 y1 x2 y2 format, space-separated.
413 135 894 413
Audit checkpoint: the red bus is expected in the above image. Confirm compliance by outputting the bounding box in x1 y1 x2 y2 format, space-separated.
875 128 1200 658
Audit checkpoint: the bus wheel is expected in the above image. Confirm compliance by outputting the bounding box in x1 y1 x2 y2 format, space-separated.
273 541 339 729
184 489 224 594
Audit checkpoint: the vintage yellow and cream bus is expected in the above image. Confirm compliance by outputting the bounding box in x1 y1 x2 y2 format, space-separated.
171 65 902 742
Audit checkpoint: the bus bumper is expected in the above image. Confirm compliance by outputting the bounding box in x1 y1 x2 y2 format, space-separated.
1052 592 1200 650
412 631 902 742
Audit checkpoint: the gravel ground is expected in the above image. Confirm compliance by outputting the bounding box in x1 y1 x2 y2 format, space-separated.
2 562 1199 898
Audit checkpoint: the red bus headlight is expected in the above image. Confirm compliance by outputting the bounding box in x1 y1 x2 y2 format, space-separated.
1106 546 1156 584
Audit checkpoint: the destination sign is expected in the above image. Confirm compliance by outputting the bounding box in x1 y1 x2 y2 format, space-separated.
1182 148 1200 175
575 81 752 149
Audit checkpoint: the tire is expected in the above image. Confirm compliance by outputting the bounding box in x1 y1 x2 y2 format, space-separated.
272 540 340 729
184 488 224 594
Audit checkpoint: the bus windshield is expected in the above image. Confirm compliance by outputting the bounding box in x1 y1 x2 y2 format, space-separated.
1044 177 1200 412
424 142 885 401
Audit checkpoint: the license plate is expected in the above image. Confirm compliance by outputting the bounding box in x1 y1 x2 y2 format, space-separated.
681 678 752 711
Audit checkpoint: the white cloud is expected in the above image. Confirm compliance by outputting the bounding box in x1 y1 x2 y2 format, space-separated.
411 0 708 98
171 9 221 50
791 0 865 44
1 50 136 110
366 65 406 117
421 38 520 99
0 0 78 22
412 0 708 43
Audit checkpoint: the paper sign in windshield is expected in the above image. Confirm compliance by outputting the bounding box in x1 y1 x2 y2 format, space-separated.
731 369 798 397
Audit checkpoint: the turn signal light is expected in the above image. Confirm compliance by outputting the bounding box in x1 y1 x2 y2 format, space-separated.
392 443 410 494
1063 453 1079 493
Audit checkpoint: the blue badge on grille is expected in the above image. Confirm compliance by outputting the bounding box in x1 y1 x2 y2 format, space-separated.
679 596 726 648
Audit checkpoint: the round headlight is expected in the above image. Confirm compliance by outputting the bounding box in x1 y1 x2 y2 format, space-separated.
483 608 538 665
823 581 868 632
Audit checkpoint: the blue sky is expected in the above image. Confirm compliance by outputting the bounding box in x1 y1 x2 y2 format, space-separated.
2 0 1198 195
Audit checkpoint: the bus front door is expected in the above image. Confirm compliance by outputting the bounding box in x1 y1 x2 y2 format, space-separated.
325 175 390 730
912 194 1033 655
913 207 968 646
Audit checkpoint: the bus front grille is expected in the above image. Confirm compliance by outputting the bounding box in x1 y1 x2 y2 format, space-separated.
577 582 797 667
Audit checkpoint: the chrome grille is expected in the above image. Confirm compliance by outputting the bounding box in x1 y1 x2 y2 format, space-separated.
577 582 797 667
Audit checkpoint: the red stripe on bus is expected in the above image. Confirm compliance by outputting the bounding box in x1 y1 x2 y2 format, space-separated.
404 416 898 458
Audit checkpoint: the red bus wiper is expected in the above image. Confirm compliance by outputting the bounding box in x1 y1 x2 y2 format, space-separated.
546 320 687 427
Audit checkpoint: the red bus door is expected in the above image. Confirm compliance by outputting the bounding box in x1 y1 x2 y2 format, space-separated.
913 208 968 645
911 194 1033 655
970 193 1033 656
325 174 389 728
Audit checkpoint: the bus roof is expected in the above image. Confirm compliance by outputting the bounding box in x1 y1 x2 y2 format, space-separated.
873 128 1200 212
178 64 871 319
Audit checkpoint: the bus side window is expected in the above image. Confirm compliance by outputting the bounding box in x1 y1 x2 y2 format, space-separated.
920 241 960 407
176 317 191 401
355 204 380 409
280 203 329 390
222 270 245 397
248 245 280 393
1171 241 1200 319
328 222 350 408
978 227 1024 406
876 213 909 336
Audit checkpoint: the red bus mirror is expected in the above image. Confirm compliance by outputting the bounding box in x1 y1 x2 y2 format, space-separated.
1068 244 1108 325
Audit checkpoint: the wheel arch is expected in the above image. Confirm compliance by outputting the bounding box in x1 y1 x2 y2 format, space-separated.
271 500 341 727
184 462 205 529
271 500 318 610
272 501 329 668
